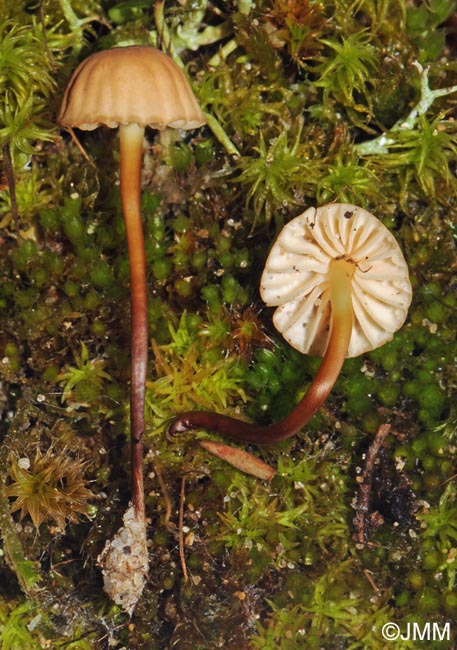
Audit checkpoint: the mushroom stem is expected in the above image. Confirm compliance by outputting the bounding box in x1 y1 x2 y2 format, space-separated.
119 122 147 518
169 259 354 444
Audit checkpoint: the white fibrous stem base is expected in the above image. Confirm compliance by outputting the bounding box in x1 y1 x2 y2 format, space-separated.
97 505 148 615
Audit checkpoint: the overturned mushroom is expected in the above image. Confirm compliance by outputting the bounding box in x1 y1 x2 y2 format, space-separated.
59 45 205 612
170 203 412 444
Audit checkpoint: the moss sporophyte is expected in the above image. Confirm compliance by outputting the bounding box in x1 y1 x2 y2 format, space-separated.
58 45 205 614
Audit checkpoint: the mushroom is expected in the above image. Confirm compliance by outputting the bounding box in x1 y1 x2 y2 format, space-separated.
58 45 205 612
170 203 412 444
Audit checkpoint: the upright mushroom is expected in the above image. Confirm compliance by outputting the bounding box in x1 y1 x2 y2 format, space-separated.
170 203 412 443
58 45 205 613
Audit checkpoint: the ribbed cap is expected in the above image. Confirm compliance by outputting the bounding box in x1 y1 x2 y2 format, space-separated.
58 45 206 131
260 203 412 358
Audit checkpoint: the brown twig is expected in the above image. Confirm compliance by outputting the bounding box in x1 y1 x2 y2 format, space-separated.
178 476 188 582
198 439 276 481
153 454 173 530
66 127 97 167
363 568 380 593
353 423 391 547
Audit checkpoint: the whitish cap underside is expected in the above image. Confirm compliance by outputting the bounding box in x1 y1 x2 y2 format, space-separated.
260 203 413 358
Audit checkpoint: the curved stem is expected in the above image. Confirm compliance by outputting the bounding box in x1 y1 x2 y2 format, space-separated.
119 123 147 518
169 259 354 444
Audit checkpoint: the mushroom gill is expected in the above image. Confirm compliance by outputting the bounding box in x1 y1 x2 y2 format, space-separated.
262 203 412 358
169 203 412 444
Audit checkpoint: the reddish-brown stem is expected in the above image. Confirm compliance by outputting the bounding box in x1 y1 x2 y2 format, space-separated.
119 123 147 518
169 259 355 445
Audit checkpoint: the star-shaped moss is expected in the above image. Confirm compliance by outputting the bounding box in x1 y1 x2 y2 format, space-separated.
6 447 94 530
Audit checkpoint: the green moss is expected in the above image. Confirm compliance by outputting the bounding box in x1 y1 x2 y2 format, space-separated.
312 31 379 114
1 1 457 647
0 20 56 165
236 119 317 226
406 0 456 62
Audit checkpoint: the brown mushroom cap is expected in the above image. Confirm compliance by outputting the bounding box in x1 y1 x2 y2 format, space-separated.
58 45 206 131
260 203 413 358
